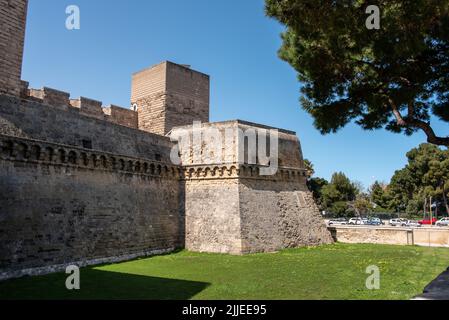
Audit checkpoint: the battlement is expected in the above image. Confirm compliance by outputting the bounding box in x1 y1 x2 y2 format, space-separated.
181 164 307 184
13 60 209 134
170 120 305 169
23 84 138 129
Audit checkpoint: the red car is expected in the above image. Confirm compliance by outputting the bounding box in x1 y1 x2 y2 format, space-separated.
418 218 437 225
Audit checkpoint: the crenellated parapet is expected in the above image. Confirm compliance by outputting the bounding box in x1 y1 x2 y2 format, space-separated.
181 163 307 183
0 134 180 180
24 84 138 129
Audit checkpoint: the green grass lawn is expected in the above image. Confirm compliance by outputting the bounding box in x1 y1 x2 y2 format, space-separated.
1 243 448 300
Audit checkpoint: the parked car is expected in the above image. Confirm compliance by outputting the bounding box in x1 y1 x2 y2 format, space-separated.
418 218 437 225
348 217 366 225
405 220 421 228
328 218 348 226
436 217 449 227
367 217 383 226
389 218 408 227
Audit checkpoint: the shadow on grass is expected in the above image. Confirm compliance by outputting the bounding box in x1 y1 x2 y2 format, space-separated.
0 268 210 300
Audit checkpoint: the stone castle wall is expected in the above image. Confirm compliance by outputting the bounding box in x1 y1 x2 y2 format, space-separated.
132 61 210 135
172 121 333 254
25 86 139 130
182 164 333 254
0 94 172 161
239 178 333 253
0 0 28 96
0 94 185 279
185 178 242 254
0 132 183 279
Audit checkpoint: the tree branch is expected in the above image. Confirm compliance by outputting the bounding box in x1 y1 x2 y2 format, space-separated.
389 99 449 147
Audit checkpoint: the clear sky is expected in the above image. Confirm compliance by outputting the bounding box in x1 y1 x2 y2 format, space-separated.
23 0 447 188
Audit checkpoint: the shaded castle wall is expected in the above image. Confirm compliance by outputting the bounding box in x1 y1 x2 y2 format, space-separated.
0 96 184 279
0 134 183 279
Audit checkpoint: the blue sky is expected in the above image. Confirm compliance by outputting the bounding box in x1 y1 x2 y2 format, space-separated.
23 0 447 188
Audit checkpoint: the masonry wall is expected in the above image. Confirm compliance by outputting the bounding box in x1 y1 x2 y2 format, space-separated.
184 179 242 254
132 61 209 135
239 179 333 253
164 62 210 131
0 134 183 279
0 0 28 96
173 120 333 255
180 164 333 255
330 226 449 248
0 94 173 161
171 120 305 168
103 105 138 128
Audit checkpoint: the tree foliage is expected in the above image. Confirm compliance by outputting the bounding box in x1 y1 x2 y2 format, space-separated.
388 143 449 215
303 158 315 178
307 177 329 208
369 181 391 210
321 172 359 216
266 0 449 146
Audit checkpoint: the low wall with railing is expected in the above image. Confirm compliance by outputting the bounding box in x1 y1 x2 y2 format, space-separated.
328 226 449 248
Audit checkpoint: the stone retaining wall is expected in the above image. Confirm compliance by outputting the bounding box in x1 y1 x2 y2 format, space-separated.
329 226 449 247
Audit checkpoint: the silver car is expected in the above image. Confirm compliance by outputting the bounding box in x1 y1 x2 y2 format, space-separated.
389 218 408 227
328 218 348 226
436 217 449 227
405 220 421 228
348 217 366 225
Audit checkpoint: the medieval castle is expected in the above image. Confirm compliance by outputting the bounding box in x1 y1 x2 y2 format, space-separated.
0 0 332 280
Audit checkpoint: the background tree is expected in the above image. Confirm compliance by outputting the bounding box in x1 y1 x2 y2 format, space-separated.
349 193 373 217
424 151 449 214
303 158 315 178
369 181 392 210
388 144 449 216
321 172 358 216
266 0 449 147
307 177 329 210
303 158 330 210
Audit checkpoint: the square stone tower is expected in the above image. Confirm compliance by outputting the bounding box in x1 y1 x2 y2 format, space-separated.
131 61 210 136
0 0 28 96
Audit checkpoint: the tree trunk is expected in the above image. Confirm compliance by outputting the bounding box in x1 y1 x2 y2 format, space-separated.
443 182 449 215
423 197 427 220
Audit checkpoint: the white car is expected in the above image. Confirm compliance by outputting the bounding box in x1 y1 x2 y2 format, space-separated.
436 217 449 227
348 218 366 225
405 220 421 228
389 218 408 227
328 218 348 226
